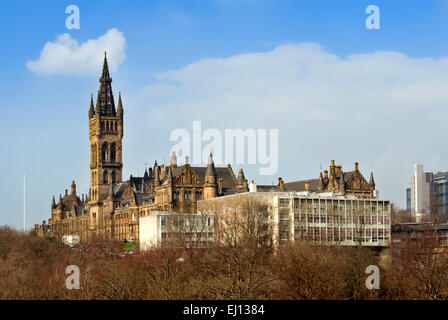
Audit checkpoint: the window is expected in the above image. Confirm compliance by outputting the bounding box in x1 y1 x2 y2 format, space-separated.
102 142 108 162
111 170 116 184
110 143 116 162
91 144 97 166
103 170 108 184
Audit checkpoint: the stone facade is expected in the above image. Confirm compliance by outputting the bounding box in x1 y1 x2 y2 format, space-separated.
252 159 376 199
42 55 378 244
46 54 246 242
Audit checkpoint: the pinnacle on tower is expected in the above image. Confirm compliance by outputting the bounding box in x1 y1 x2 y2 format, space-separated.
51 195 56 209
167 165 174 180
117 91 123 115
143 168 149 181
154 166 160 184
95 91 101 114
102 51 110 79
318 171 325 189
237 167 245 186
58 194 63 209
369 171 375 188
89 94 94 118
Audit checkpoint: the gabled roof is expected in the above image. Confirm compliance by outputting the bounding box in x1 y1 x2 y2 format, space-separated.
190 166 236 188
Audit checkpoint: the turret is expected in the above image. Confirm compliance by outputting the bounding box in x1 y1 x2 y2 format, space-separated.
204 153 217 199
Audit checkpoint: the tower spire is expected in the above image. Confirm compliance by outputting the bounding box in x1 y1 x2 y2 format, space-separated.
96 51 116 116
89 53 124 201
206 152 217 177
102 51 110 79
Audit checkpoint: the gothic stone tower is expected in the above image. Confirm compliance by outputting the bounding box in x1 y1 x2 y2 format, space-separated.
88 53 124 232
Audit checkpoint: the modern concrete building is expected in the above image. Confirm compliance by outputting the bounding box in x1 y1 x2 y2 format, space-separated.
406 164 448 221
276 193 391 246
198 191 391 248
139 211 214 250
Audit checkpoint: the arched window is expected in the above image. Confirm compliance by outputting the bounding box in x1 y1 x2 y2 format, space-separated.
111 170 116 184
91 144 97 166
110 143 116 162
102 142 108 162
101 121 105 131
103 170 108 184
106 122 110 131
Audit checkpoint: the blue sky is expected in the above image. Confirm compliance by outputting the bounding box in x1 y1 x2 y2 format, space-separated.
0 0 447 229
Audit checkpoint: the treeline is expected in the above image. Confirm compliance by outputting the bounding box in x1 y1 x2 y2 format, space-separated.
1 226 448 300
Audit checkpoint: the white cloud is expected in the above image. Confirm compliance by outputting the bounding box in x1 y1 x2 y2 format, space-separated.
27 28 126 76
125 42 448 207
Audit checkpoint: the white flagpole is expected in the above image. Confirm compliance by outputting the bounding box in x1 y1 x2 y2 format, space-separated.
23 173 26 233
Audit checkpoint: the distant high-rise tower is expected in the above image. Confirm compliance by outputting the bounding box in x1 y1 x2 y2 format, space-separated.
407 164 448 221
